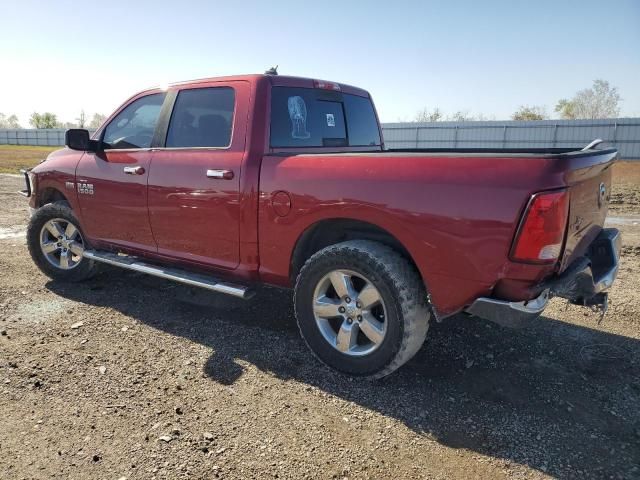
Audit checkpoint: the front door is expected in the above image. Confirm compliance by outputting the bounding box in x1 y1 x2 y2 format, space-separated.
76 92 166 252
147 82 248 269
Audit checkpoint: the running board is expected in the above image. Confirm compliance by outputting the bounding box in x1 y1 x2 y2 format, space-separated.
82 250 255 299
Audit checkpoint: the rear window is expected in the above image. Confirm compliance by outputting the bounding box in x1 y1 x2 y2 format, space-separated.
270 87 380 148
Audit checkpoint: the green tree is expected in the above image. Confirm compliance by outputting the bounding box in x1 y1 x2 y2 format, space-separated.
29 112 61 129
89 113 107 129
555 99 575 119
511 105 548 121
413 108 492 123
555 79 621 119
415 107 443 122
0 113 21 128
448 110 476 122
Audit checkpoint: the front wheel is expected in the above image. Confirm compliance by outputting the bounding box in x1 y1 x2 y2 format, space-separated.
27 202 97 282
294 240 430 379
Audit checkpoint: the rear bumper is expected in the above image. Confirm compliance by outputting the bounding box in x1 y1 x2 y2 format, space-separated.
466 228 621 328
465 288 551 328
545 228 621 301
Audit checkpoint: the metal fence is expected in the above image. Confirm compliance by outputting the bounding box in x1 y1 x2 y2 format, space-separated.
1 118 639 160
0 129 71 146
381 118 640 160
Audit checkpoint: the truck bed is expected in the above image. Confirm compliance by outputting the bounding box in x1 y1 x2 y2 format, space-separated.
260 146 617 315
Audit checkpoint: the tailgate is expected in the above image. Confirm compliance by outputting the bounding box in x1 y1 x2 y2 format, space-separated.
559 150 617 272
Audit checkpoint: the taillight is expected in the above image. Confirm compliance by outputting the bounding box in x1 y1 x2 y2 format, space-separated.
511 189 569 264
313 79 341 91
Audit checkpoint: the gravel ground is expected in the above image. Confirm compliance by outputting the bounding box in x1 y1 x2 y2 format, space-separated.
1 173 639 480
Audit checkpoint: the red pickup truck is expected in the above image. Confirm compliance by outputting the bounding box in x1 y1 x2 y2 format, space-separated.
22 73 621 378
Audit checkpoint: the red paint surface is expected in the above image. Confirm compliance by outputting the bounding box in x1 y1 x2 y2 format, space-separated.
29 74 617 316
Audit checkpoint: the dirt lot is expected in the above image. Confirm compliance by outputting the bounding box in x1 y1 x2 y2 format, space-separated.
1 170 639 479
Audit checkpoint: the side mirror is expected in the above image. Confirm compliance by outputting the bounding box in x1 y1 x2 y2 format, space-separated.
65 129 98 152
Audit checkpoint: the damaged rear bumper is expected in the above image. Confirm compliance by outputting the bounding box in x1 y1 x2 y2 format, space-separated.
544 228 621 302
466 228 621 328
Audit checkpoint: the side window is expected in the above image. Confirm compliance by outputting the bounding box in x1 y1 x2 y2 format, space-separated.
344 94 381 147
165 87 235 148
102 93 166 149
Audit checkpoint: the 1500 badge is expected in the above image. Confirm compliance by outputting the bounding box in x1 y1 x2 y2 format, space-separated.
77 183 94 195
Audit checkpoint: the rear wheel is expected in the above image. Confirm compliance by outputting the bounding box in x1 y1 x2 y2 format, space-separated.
27 202 97 282
294 240 430 379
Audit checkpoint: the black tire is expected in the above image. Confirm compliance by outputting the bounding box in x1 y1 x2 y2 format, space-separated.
27 202 97 282
294 240 430 379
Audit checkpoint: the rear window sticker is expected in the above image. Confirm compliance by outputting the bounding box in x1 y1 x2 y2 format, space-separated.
287 96 311 139
326 113 335 127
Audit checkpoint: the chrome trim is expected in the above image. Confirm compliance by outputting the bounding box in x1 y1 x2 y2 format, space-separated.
598 182 606 208
100 148 154 153
581 138 604 151
206 169 234 179
465 289 550 328
123 166 145 175
593 228 621 293
82 250 253 299
153 146 232 151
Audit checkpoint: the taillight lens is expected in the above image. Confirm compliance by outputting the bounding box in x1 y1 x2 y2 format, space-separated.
511 189 569 264
313 79 341 91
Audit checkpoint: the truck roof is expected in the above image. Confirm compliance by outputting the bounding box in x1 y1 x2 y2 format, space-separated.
164 74 371 97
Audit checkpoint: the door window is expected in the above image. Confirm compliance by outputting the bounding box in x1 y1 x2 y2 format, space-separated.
165 87 235 148
102 93 166 149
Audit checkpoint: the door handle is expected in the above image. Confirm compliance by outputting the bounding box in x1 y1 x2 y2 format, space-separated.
206 169 234 180
124 166 145 175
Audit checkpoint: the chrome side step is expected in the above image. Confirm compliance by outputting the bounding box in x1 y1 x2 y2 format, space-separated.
83 250 255 299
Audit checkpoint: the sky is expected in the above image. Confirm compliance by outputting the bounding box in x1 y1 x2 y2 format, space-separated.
1 0 639 126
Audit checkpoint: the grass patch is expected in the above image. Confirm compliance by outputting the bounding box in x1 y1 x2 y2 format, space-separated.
0 145 61 173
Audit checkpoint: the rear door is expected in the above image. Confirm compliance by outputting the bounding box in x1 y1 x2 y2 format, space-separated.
76 92 166 251
147 81 249 269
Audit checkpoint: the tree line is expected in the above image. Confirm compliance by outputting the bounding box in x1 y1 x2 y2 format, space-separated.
0 110 106 129
414 79 623 122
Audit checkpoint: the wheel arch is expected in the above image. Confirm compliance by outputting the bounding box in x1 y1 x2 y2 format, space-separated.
37 187 69 208
290 218 422 285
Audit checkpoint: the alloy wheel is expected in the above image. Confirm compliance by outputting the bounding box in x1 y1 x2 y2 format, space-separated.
312 269 387 356
39 218 85 270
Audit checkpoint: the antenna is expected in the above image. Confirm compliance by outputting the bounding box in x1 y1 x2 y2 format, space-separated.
265 65 278 75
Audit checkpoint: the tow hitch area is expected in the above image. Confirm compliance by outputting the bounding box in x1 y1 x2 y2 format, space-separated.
569 291 609 323
547 228 621 322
